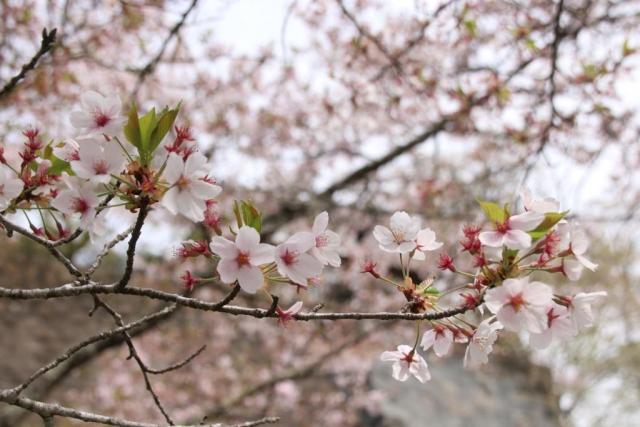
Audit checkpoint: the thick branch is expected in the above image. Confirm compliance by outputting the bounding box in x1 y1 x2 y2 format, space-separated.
0 282 473 321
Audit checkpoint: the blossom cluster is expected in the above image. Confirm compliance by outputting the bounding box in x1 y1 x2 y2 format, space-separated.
371 190 605 383
0 93 606 386
0 92 224 242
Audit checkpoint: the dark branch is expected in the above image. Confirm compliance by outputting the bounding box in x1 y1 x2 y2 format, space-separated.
0 28 57 100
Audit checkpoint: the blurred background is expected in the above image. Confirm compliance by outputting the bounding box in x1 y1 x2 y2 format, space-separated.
0 0 638 426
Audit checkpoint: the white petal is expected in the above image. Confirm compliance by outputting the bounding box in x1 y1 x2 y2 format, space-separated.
312 211 329 234
163 153 184 184
236 266 264 294
503 230 532 249
478 231 505 247
235 226 260 252
509 211 544 231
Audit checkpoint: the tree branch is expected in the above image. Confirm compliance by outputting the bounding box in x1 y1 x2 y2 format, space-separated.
0 28 57 100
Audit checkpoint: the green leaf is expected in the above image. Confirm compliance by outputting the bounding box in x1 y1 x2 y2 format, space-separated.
124 103 142 150
138 107 158 165
43 144 71 175
149 105 180 153
529 211 568 239
477 199 506 223
240 200 262 233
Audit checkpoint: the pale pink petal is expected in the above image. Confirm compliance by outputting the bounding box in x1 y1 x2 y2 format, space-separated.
478 231 505 247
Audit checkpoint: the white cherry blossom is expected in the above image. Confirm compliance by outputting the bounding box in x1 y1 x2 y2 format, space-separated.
464 317 503 369
210 226 275 294
484 278 553 333
520 187 560 213
529 303 574 349
568 291 607 332
412 228 443 260
51 177 99 229
0 164 24 210
373 211 420 253
70 139 125 183
275 232 323 287
479 211 544 250
70 91 125 137
380 345 431 383
560 224 598 281
420 324 454 357
53 139 80 162
310 211 341 267
161 152 221 222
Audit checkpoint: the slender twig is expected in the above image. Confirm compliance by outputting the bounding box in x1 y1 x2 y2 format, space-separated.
131 0 199 97
0 215 82 277
0 28 57 100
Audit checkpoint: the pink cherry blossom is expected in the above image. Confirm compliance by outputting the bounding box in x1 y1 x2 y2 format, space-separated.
51 177 99 229
413 228 443 261
310 211 341 267
161 152 222 222
478 211 544 250
70 139 125 183
275 232 323 287
373 211 420 253
568 291 607 332
529 303 574 349
209 226 275 294
275 301 303 326
0 164 24 210
484 278 553 333
70 91 125 137
420 324 454 357
463 316 503 369
380 345 431 383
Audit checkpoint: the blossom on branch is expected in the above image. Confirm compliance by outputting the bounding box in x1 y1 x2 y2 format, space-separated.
210 226 275 294
464 317 503 369
70 91 125 137
484 278 553 333
161 152 221 222
479 211 544 250
0 164 24 209
380 345 431 383
373 211 420 253
275 232 323 287
70 139 125 184
310 211 341 267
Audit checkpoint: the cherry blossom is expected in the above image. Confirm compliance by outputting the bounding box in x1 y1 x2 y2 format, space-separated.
479 211 544 250
373 211 420 253
0 164 24 210
161 152 222 222
529 303 574 349
420 324 454 357
275 232 323 287
53 139 80 162
70 91 125 137
275 301 303 326
51 176 99 229
209 226 275 293
520 187 560 213
310 211 341 267
484 278 553 333
413 228 443 260
380 345 431 383
463 317 503 369
568 291 607 332
560 224 598 281
70 139 125 183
